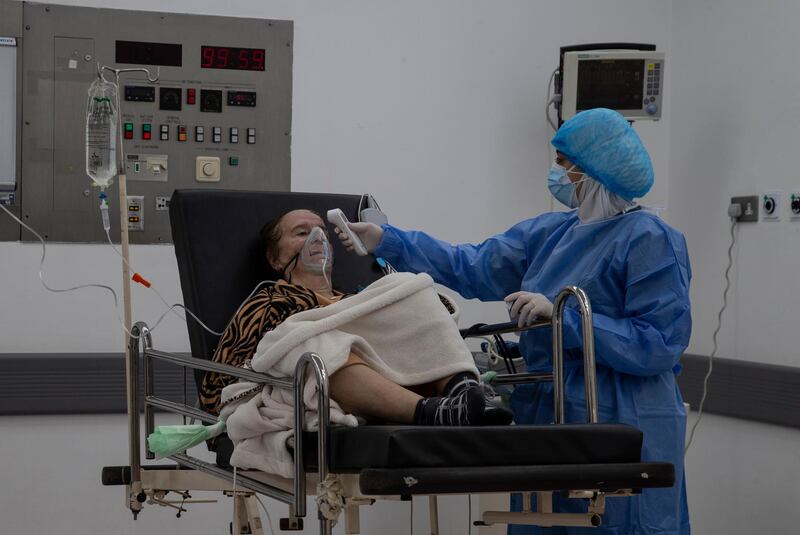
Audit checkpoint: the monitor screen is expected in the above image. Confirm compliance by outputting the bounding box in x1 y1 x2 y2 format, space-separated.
116 41 182 67
576 59 644 110
201 46 265 71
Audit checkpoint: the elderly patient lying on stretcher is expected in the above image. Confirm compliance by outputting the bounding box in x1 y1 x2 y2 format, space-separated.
199 209 513 432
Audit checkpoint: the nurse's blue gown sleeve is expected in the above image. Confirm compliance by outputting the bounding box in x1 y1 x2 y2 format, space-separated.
375 217 562 301
561 227 692 376
376 214 691 378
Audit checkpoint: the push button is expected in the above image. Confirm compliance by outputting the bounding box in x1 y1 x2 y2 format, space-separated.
195 126 204 143
142 123 151 141
159 124 169 141
124 122 134 140
178 125 188 142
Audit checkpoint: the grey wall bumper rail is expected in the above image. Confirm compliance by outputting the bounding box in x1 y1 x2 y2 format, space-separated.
676 353 800 429
0 353 195 415
3 352 800 431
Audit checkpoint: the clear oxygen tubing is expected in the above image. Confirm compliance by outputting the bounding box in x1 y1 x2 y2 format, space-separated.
102 227 278 337
684 218 738 454
544 67 560 212
545 67 560 132
253 495 277 535
0 201 134 337
102 228 223 336
232 466 239 535
0 200 279 341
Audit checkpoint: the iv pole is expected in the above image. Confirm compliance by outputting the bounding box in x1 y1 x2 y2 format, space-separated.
96 62 159 513
96 62 159 344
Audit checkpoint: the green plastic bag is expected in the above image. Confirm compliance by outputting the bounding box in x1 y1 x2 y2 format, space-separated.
147 420 226 458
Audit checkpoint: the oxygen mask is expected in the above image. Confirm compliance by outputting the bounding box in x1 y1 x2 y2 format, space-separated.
300 226 333 276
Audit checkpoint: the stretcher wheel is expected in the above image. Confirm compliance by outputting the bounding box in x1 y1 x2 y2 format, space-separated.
279 517 304 531
101 465 131 486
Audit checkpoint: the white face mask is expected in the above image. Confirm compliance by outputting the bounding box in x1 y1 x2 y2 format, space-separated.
299 226 333 275
548 162 589 209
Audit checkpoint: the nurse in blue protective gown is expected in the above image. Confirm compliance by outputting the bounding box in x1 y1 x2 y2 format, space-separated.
335 108 691 534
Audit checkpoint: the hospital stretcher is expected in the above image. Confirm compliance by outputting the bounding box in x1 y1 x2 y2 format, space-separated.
101 190 675 533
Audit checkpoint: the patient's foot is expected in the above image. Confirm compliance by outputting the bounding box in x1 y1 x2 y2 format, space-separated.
442 372 481 397
481 404 514 425
414 386 486 426
441 373 514 426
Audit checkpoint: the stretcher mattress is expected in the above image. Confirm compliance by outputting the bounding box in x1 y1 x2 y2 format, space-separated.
215 423 645 474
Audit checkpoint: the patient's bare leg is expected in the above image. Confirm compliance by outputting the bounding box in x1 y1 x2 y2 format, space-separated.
329 363 421 424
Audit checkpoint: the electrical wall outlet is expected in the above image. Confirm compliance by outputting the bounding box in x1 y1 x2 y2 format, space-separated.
155 195 171 211
790 193 800 221
126 195 144 231
762 191 781 221
730 195 759 222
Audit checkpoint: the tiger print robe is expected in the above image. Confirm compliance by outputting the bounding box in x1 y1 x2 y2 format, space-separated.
199 282 340 415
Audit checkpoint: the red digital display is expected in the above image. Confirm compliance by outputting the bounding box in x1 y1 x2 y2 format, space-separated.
201 46 265 71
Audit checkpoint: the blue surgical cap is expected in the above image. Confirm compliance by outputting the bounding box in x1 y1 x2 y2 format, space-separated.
551 108 654 201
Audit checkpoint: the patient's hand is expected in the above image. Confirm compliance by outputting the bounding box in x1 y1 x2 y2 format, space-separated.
335 222 383 254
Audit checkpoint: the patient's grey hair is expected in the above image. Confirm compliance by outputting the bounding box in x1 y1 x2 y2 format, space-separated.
260 209 322 279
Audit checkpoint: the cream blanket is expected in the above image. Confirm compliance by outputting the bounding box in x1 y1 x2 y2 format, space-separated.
220 272 477 477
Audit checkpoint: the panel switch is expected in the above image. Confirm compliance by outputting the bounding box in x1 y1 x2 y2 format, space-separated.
195 156 221 182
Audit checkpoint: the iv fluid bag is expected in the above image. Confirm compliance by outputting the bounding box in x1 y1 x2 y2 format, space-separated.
85 78 118 189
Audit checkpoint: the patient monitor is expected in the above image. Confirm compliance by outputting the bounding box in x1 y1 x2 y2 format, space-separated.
557 43 665 123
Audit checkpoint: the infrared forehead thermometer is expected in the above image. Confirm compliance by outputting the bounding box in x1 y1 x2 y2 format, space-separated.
327 208 368 256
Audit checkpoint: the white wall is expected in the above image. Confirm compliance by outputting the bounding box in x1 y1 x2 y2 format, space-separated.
25 1 800 534
671 0 800 532
670 0 800 367
0 0 673 353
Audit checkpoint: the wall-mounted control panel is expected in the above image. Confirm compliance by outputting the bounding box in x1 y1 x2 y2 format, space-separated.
0 1 293 243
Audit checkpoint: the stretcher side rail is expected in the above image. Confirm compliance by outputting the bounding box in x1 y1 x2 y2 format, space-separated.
462 286 598 423
117 286 647 533
129 320 334 532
